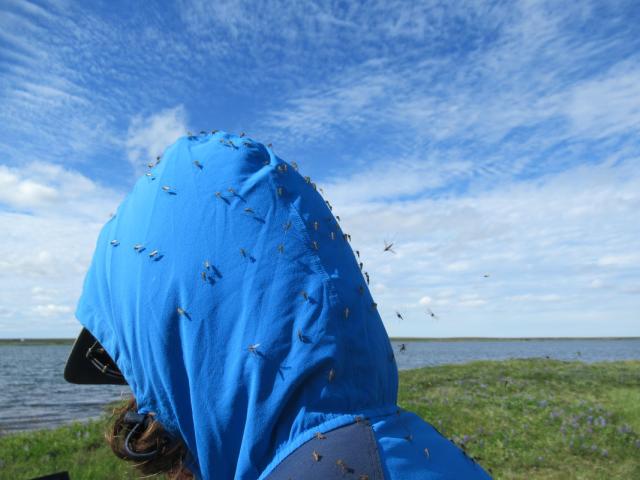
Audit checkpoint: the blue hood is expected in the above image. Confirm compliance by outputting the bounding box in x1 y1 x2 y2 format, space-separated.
75 131 399 479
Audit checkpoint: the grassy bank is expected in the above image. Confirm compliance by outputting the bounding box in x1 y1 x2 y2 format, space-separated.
1 359 638 479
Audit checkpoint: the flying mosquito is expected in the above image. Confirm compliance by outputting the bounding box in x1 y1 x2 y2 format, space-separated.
383 240 396 254
426 308 439 320
395 311 403 320
399 343 406 352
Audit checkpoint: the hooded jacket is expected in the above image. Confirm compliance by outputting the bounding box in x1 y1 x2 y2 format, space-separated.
74 131 492 479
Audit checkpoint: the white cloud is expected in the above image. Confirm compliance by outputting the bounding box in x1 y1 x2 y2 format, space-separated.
0 162 119 219
321 158 640 337
31 303 73 318
125 105 188 173
596 254 640 268
0 165 59 208
0 161 123 337
564 62 640 138
418 296 432 305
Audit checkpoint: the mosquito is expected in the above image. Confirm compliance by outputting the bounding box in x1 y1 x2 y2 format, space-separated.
384 240 396 254
248 343 261 355
336 459 354 474
427 308 439 320
396 311 404 320
110 240 119 246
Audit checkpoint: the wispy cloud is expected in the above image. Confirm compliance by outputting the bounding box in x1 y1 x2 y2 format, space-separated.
0 0 638 336
319 158 640 337
125 106 188 174
0 162 122 337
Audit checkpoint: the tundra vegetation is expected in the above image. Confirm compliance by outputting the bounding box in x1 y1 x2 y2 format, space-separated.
1 359 638 480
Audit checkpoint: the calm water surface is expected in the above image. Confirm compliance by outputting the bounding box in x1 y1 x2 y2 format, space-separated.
0 339 638 432
0 345 129 433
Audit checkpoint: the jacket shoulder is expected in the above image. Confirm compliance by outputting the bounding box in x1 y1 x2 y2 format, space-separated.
263 411 492 480
264 420 385 480
371 410 492 479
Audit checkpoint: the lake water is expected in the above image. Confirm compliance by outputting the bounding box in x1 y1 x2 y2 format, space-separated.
0 339 638 433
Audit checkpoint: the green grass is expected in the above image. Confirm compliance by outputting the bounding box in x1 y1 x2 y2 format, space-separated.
399 359 640 479
1 359 638 479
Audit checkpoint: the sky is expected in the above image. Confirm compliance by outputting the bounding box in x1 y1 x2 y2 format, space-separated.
0 0 639 338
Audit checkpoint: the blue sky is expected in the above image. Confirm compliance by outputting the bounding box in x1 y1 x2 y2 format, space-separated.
0 0 639 338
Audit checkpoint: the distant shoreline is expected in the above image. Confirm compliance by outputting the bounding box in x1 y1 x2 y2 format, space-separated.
1 337 638 345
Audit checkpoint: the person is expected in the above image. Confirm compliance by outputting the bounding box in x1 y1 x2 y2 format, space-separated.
64 131 492 479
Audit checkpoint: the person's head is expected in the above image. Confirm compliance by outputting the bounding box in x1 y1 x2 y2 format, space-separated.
65 131 398 479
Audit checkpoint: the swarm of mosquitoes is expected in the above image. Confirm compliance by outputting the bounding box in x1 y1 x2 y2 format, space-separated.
136 131 495 351
123 130 494 463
